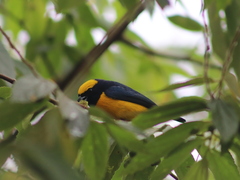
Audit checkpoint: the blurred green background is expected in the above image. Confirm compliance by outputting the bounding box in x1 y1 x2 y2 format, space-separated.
1 0 240 180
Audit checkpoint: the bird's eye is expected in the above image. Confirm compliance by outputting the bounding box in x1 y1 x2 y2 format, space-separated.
89 88 93 91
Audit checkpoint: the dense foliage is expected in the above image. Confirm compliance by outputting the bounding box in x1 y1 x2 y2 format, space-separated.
1 0 240 179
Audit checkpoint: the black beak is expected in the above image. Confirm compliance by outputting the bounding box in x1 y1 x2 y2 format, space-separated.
78 95 87 102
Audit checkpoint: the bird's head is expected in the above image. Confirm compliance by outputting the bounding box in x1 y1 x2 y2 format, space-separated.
78 79 107 105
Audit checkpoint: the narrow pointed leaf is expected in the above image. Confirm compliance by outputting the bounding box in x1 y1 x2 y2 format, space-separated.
105 144 126 180
168 15 203 31
206 149 240 180
156 0 170 9
175 154 196 179
106 123 147 153
150 138 203 180
184 159 209 180
81 121 109 180
123 121 209 174
89 107 147 153
157 77 214 92
132 96 207 129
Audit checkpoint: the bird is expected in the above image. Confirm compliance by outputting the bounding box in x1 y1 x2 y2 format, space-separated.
78 79 185 122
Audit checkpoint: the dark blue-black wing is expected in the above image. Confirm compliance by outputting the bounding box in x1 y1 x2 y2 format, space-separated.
104 84 156 108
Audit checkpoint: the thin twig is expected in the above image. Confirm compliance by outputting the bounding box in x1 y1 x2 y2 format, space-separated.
0 26 38 77
202 4 214 99
0 73 16 84
217 26 240 98
120 37 221 70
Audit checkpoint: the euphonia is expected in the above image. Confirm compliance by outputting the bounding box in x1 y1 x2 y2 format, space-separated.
78 79 185 122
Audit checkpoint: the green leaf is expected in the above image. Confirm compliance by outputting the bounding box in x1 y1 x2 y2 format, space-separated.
157 77 214 92
11 75 57 103
105 123 147 153
0 100 47 130
208 99 240 143
81 121 109 180
125 166 155 180
89 107 147 152
156 0 170 9
150 138 203 180
184 158 209 180
0 42 16 80
132 96 207 129
105 143 126 180
57 91 89 137
0 87 11 99
89 106 115 123
175 154 196 179
225 72 240 97
168 15 203 31
206 149 240 180
123 121 208 174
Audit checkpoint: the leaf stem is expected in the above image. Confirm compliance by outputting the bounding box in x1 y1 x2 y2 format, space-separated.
202 6 214 99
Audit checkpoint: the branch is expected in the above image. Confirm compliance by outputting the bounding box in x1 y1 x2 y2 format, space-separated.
202 4 214 99
58 1 147 90
0 26 38 77
120 37 221 70
0 73 16 84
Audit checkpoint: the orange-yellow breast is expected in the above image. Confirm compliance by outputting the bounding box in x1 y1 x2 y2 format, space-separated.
96 92 147 120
